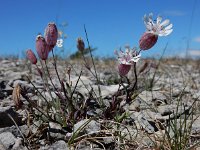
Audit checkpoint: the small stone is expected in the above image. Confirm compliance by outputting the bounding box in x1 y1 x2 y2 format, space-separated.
138 90 166 103
137 113 155 133
49 122 65 139
12 138 25 150
0 132 16 149
74 119 100 135
48 140 68 150
157 105 176 116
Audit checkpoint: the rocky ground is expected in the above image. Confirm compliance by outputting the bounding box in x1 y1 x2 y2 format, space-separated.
0 58 200 150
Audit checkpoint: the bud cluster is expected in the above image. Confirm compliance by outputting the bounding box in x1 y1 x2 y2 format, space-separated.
26 22 58 63
77 37 85 52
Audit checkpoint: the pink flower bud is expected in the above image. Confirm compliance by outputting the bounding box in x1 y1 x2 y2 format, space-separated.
44 22 58 51
36 35 48 60
77 37 85 52
139 32 158 50
118 64 131 76
26 49 37 64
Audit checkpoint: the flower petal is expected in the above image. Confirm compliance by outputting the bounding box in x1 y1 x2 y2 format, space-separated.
157 16 162 24
143 14 148 23
160 19 170 27
164 29 173 36
165 23 173 30
143 13 173 37
130 53 141 62
114 50 119 56
149 13 153 20
159 29 173 36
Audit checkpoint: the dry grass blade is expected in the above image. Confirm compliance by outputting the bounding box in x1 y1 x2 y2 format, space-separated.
139 60 149 74
12 84 23 109
7 114 30 149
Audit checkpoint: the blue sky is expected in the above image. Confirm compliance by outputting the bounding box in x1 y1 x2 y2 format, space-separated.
0 0 200 58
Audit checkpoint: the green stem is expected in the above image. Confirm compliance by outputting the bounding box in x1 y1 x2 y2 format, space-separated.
84 25 103 107
51 49 75 113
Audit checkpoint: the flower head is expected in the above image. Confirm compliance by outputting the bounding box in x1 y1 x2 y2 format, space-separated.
36 35 48 60
139 32 158 50
115 47 141 65
44 22 58 51
26 49 37 64
77 37 85 52
115 47 141 76
143 13 173 36
118 64 131 76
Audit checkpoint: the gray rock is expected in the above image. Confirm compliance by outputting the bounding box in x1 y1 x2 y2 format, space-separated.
0 132 16 149
193 91 200 99
40 140 68 150
137 113 155 133
49 122 65 139
138 90 166 104
71 76 92 87
157 105 176 116
192 117 200 134
131 112 155 133
6 71 29 86
0 96 15 107
0 143 6 150
128 98 141 111
12 137 27 150
74 119 100 135
142 136 154 147
50 140 68 150
0 125 29 137
73 141 103 150
120 125 138 140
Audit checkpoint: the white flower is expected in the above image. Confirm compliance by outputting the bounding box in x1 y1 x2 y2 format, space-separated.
115 47 141 65
143 13 173 36
56 39 63 47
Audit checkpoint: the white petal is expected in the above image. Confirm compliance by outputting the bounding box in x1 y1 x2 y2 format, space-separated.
131 58 140 62
131 57 140 62
126 62 132 65
159 29 173 36
165 23 173 30
149 13 153 20
157 16 162 24
136 53 141 57
114 50 119 57
160 19 170 27
145 24 153 31
130 53 141 62
56 39 63 47
57 43 63 47
145 13 153 24
118 51 124 57
143 14 148 22
57 39 63 43
164 29 173 36
120 60 132 65
130 48 134 53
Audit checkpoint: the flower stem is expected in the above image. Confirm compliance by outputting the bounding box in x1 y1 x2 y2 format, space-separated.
52 49 75 113
133 62 138 90
84 25 103 107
